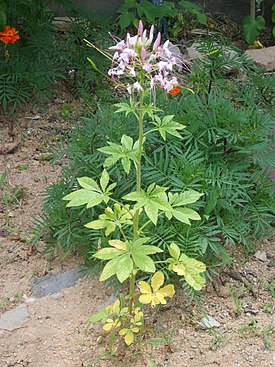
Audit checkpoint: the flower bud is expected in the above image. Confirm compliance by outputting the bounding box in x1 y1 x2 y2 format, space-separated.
153 32 161 51
138 20 144 36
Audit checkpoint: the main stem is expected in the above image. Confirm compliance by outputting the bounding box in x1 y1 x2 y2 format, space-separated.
128 92 144 314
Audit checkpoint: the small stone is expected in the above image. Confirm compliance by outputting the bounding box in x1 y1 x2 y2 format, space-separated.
22 294 36 303
50 292 63 300
254 250 267 262
25 115 40 120
245 46 275 71
0 304 29 331
198 315 220 329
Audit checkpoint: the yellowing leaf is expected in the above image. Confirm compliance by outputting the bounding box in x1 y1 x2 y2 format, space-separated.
173 263 186 276
151 271 164 292
158 284 175 298
138 271 175 308
124 330 134 346
139 294 153 304
109 239 128 251
103 319 114 331
138 281 151 294
180 254 206 272
119 328 128 336
184 272 206 291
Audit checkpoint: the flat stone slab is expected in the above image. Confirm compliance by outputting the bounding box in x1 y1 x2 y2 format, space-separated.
199 315 221 329
0 304 29 331
245 46 275 71
31 266 86 298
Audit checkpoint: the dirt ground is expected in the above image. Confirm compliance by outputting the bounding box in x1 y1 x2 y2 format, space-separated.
0 96 274 367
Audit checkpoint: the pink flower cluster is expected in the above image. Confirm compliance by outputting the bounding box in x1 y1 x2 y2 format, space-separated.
108 21 183 94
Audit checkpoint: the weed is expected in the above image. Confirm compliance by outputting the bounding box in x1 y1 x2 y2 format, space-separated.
263 302 274 314
0 296 9 312
268 282 275 297
60 104 73 119
13 293 23 302
237 318 259 337
263 324 274 350
147 359 157 367
16 164 28 171
228 286 244 316
210 329 230 350
148 326 176 350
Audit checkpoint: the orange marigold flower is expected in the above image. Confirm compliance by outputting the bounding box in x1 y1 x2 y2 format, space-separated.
169 86 181 95
0 26 20 44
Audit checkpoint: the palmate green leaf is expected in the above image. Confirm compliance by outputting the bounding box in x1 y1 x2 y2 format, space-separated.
114 102 136 116
63 171 115 208
124 184 170 225
98 135 138 174
85 204 133 235
150 115 185 141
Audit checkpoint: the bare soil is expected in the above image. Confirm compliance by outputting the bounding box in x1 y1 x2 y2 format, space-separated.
0 95 274 367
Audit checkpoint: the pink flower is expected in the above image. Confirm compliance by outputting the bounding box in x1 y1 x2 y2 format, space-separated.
107 21 185 95
153 32 161 51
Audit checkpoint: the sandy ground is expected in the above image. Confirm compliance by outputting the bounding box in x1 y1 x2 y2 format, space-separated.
0 98 274 367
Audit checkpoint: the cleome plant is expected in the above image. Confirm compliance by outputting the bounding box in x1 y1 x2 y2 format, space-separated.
63 21 206 347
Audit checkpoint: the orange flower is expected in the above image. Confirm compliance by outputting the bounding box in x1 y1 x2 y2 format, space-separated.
0 26 20 44
169 86 181 95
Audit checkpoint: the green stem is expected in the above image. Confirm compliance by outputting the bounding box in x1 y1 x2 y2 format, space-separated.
129 91 144 314
133 92 144 241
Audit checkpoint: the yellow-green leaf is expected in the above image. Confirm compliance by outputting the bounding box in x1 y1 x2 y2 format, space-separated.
109 239 128 251
151 271 164 292
138 281 151 294
169 243 180 260
139 293 153 304
158 284 175 298
124 330 134 346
